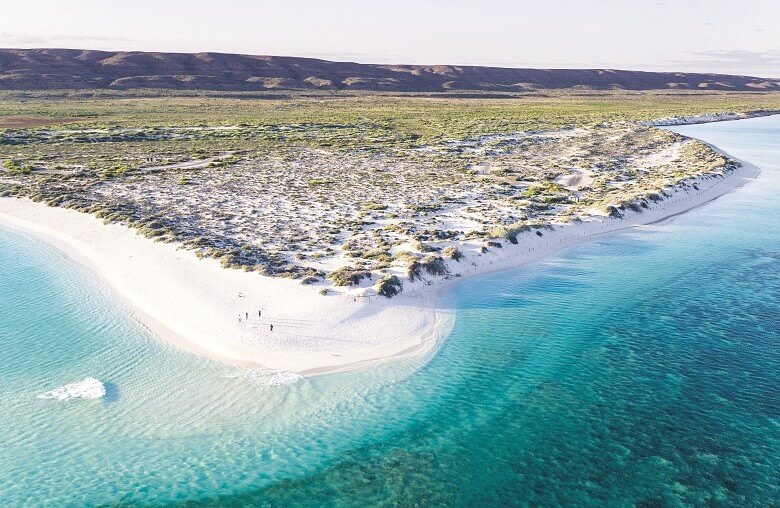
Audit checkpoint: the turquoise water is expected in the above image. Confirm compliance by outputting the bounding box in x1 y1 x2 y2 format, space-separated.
1 116 778 506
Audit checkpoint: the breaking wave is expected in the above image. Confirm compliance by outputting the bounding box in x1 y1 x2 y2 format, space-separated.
37 377 106 400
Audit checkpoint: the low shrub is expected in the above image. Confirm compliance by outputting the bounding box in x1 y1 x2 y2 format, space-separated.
406 254 448 281
407 260 422 281
441 246 464 261
2 160 32 175
327 266 372 286
376 275 403 298
421 255 449 276
394 251 418 264
414 240 439 253
362 249 392 263
489 222 530 244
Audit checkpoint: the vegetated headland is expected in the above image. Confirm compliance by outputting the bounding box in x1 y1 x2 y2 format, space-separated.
1 50 779 372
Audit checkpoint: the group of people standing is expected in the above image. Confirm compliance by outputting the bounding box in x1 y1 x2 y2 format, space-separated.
238 309 273 332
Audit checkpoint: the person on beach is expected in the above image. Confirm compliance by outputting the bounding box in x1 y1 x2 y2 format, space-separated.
238 315 242 322
245 312 248 319
258 310 262 318
270 324 273 332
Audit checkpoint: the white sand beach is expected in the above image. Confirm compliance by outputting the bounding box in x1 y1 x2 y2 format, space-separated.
0 151 761 376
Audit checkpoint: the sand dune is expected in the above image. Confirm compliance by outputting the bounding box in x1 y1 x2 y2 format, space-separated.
0 148 760 375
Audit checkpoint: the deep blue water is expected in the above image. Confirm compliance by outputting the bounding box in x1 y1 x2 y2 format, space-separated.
0 116 778 506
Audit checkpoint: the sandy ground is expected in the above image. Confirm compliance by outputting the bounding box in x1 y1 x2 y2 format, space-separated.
0 152 761 377
556 168 594 190
641 111 779 126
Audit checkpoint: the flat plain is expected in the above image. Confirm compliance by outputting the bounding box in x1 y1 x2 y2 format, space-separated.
2 90 779 296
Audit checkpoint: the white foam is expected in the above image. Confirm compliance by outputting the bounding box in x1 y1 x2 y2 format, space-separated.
266 370 304 386
37 377 106 400
224 368 304 387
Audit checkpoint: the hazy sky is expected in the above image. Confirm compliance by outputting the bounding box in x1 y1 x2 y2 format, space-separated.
2 0 778 76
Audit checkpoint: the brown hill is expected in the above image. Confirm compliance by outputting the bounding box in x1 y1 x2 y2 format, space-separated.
1 48 778 92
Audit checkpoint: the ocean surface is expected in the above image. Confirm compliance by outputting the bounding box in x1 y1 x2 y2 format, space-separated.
0 116 778 506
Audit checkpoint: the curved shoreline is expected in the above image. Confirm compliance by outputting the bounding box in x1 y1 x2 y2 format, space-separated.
0 201 451 376
0 142 763 376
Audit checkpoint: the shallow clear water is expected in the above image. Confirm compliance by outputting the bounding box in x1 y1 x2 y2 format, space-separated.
1 116 778 506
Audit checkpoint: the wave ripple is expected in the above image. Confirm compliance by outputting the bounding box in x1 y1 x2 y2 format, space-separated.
224 369 304 386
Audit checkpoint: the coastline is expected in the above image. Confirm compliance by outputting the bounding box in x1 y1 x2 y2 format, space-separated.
0 144 763 376
640 110 780 127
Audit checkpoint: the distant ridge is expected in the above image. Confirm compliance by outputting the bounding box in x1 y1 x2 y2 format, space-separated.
1 48 778 92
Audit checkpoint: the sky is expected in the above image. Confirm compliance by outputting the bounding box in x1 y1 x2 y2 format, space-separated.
1 0 778 77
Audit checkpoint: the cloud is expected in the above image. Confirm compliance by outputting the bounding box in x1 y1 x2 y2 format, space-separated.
0 31 132 47
671 49 780 77
0 31 45 45
50 34 132 43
